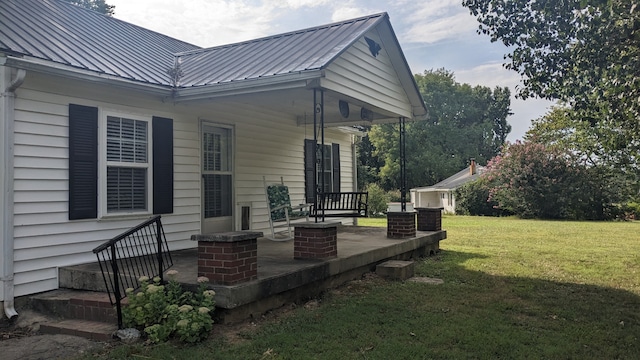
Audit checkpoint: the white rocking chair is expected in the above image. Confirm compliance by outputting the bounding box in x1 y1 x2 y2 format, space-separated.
263 176 311 241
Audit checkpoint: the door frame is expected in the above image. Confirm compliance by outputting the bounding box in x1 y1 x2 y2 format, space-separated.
199 119 235 234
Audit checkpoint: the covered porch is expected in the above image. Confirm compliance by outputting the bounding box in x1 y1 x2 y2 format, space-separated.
60 225 445 324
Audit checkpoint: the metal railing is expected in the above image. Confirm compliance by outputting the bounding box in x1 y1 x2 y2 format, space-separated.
92 215 173 328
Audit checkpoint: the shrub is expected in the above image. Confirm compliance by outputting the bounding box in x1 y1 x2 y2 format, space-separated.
122 272 215 343
455 178 507 216
365 183 390 217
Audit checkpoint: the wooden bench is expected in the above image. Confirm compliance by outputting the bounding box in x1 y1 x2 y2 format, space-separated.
312 192 368 218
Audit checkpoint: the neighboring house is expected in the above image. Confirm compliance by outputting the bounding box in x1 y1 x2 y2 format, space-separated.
411 160 484 214
0 0 426 316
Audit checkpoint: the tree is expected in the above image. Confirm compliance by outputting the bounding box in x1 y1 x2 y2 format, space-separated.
462 0 640 161
63 0 114 15
365 69 511 190
483 140 630 220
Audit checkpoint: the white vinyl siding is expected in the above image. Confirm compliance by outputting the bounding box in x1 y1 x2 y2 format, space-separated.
322 33 413 118
10 75 355 298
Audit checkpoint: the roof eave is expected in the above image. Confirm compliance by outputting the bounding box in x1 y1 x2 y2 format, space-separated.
1 55 172 96
375 17 428 118
173 70 324 102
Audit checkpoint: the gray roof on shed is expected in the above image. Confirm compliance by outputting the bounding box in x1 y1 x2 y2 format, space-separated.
0 0 387 88
412 165 485 192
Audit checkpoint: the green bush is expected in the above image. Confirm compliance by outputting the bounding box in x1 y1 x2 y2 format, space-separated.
365 183 390 217
123 272 215 343
454 178 506 216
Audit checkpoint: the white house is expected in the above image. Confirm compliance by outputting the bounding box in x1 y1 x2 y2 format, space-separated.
0 0 427 318
411 160 484 214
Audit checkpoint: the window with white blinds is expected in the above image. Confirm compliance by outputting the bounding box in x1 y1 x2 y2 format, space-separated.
105 115 149 213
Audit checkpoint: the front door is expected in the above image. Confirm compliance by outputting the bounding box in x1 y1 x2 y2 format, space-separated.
201 123 233 233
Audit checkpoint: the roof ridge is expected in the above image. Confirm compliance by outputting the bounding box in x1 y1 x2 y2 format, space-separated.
47 0 201 51
175 12 387 57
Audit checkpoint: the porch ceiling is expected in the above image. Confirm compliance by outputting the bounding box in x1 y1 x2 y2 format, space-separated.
179 86 413 128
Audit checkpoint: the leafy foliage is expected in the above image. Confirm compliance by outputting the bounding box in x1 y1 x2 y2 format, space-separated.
366 69 511 190
364 183 390 217
123 273 215 343
63 0 114 15
463 0 640 166
484 141 630 220
454 177 506 216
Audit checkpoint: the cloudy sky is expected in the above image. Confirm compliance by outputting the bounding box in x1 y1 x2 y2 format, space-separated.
108 0 554 141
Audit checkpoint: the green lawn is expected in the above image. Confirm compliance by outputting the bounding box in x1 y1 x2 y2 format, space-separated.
89 216 640 359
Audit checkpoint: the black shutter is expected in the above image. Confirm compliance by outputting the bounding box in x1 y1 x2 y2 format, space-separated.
152 116 174 214
68 104 98 220
332 143 340 192
304 139 317 203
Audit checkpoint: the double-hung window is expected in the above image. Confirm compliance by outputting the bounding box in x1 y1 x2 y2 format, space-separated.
68 104 173 220
317 144 333 193
104 114 151 214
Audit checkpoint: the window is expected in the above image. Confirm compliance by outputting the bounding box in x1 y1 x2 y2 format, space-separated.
304 139 340 203
68 104 173 220
202 125 232 218
317 144 333 193
104 115 150 213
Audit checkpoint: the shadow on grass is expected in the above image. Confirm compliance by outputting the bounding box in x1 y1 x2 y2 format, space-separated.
405 249 640 359
87 250 640 360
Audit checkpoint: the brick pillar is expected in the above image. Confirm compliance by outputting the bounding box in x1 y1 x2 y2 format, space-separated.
191 231 262 286
415 207 443 231
294 222 338 259
387 211 416 239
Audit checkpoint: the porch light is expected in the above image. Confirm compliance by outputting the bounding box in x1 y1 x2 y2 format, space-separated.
339 100 349 118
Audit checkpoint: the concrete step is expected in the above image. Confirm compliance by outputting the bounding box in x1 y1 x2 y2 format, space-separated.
40 319 117 341
30 289 118 323
375 260 415 280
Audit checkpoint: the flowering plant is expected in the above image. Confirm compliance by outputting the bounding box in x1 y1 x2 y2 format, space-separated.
122 271 215 343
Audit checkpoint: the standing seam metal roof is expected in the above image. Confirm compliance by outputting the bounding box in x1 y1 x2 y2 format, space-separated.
0 0 387 89
0 0 200 85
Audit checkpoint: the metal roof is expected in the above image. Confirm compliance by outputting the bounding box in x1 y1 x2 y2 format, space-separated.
0 0 385 88
0 0 200 85
176 14 384 87
412 165 486 192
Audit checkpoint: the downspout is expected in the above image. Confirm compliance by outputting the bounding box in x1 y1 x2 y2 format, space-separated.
1 60 26 320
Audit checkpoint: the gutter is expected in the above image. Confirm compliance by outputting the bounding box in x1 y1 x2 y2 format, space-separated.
2 56 172 97
0 60 25 320
172 70 323 102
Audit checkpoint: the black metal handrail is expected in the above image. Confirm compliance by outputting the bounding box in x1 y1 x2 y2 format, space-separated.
92 215 173 328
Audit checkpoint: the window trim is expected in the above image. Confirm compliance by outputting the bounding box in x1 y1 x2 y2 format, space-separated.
98 110 153 218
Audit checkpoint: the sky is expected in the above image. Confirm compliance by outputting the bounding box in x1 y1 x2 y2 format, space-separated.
108 0 555 141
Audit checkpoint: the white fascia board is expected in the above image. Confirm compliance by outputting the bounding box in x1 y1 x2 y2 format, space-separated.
2 56 172 96
173 70 323 102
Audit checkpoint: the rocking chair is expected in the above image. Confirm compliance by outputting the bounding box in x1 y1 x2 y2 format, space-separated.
263 177 312 241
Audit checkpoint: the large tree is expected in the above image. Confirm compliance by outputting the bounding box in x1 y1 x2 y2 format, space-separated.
63 0 114 15
462 0 640 166
366 69 511 190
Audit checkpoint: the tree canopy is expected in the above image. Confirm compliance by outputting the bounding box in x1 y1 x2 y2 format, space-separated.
364 69 511 190
63 0 114 15
462 0 640 167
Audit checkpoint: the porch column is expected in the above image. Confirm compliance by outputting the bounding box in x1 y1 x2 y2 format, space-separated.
387 211 416 239
191 231 262 285
415 207 443 231
294 221 338 259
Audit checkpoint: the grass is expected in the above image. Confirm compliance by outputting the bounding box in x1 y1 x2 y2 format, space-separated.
87 216 640 359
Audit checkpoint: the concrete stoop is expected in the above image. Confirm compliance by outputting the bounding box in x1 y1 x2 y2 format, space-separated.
376 260 415 280
30 289 118 341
